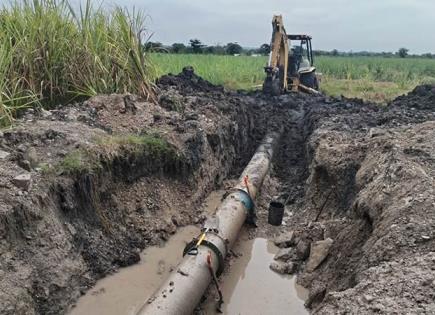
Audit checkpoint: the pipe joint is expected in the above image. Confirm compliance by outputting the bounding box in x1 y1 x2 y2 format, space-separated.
234 189 255 212
183 232 227 276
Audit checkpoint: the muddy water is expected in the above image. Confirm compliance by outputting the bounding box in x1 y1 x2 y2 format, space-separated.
70 188 307 315
203 229 308 315
69 225 200 315
202 189 225 215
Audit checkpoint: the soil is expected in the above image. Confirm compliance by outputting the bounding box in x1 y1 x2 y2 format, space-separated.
1 67 434 314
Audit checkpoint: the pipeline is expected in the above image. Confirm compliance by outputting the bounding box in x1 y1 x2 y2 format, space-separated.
137 130 282 315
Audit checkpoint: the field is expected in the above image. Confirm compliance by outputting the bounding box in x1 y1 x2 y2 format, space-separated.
152 53 435 103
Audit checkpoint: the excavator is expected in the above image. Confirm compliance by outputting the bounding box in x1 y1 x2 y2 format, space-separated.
263 15 320 95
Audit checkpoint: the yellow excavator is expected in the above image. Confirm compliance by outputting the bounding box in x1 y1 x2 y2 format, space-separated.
263 15 320 95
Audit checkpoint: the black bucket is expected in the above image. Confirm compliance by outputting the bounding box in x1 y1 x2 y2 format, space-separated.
268 201 285 226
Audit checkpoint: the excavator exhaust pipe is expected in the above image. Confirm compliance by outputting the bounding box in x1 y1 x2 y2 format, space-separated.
137 130 282 315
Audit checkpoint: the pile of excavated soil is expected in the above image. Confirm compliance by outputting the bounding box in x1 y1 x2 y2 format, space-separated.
391 84 435 110
249 85 435 314
1 69 434 315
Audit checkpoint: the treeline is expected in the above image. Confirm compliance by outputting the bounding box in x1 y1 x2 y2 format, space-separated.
315 48 435 59
146 40 435 59
145 39 270 55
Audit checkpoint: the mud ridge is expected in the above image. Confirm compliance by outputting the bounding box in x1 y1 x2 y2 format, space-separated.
264 86 435 314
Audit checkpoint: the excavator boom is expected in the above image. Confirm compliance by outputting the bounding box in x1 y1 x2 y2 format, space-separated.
263 15 289 95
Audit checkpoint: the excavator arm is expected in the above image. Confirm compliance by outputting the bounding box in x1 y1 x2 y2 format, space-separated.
263 15 289 95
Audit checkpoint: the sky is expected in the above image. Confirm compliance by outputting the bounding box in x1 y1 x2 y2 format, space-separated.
99 0 434 54
6 0 434 54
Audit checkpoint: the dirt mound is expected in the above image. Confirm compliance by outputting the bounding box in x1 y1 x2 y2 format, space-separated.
390 84 435 110
256 87 435 314
157 66 223 94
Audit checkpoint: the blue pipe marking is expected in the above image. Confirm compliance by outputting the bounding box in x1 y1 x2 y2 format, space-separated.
235 189 254 211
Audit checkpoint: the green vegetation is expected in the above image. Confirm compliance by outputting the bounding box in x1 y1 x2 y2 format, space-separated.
96 133 182 163
1 0 434 124
317 56 435 102
58 149 101 175
152 53 435 102
56 134 182 175
316 56 435 83
0 0 155 126
99 134 174 153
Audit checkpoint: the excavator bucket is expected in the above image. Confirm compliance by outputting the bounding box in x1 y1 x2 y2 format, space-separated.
263 15 289 95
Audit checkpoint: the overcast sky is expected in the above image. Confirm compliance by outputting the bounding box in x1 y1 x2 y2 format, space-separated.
6 0 433 54
108 0 435 54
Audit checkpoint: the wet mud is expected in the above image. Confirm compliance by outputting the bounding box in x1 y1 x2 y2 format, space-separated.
69 226 199 315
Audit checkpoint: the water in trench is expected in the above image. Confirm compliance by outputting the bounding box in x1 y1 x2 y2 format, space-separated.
69 225 200 315
70 190 307 315
202 229 308 315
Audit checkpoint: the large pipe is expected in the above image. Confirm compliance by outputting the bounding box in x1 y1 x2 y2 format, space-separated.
137 130 282 315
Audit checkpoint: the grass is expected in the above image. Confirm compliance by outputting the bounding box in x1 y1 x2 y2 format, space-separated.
151 53 435 103
55 134 182 175
57 149 101 175
316 56 435 101
320 79 411 103
96 134 180 159
0 0 155 126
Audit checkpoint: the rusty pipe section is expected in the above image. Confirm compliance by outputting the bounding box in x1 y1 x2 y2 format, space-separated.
137 130 282 315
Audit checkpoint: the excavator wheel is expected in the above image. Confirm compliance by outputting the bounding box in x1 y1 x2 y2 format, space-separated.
300 72 318 90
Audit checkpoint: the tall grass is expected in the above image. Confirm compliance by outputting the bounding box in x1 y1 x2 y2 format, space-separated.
0 0 155 126
316 56 435 86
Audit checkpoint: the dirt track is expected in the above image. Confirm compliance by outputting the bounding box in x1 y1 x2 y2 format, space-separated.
1 69 434 314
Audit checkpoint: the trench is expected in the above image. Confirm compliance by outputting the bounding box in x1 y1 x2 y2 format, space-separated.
66 91 315 315
68 189 309 315
12 73 430 315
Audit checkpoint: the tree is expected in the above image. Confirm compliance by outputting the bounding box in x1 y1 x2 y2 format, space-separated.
225 42 243 55
144 41 163 52
189 39 205 54
331 49 339 56
397 48 409 58
213 45 226 55
257 43 270 55
171 43 186 54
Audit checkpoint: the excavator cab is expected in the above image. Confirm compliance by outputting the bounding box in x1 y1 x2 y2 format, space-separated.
263 15 320 95
288 35 318 90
